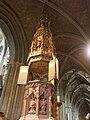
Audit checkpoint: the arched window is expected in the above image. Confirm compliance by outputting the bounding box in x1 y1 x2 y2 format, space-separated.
0 28 10 96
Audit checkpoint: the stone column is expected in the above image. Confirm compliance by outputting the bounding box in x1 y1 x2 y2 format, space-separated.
0 62 25 120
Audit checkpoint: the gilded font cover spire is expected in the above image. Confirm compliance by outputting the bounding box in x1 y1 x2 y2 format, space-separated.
27 3 55 65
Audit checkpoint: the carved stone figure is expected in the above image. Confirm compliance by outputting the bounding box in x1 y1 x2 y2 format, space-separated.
20 81 55 120
40 98 47 115
28 100 36 114
28 85 37 114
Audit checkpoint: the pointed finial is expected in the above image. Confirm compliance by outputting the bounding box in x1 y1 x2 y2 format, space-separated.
38 2 50 28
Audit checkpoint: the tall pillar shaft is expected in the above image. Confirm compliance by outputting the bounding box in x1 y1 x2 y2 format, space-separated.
0 62 24 120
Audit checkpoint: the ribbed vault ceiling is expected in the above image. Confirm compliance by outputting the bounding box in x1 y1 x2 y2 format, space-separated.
61 70 90 118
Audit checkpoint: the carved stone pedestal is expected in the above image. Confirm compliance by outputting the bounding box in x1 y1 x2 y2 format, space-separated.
20 115 54 120
19 115 39 120
19 80 55 120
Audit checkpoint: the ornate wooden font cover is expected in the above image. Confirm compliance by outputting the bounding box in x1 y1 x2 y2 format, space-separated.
19 3 56 120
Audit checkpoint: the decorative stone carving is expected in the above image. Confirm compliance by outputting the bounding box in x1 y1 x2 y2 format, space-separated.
39 84 49 115
40 98 47 115
20 81 55 120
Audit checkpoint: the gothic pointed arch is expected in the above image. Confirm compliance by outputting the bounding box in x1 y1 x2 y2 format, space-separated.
0 1 28 120
0 0 28 63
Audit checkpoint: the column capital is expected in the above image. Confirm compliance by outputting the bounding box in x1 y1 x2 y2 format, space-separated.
0 112 4 117
55 102 62 107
